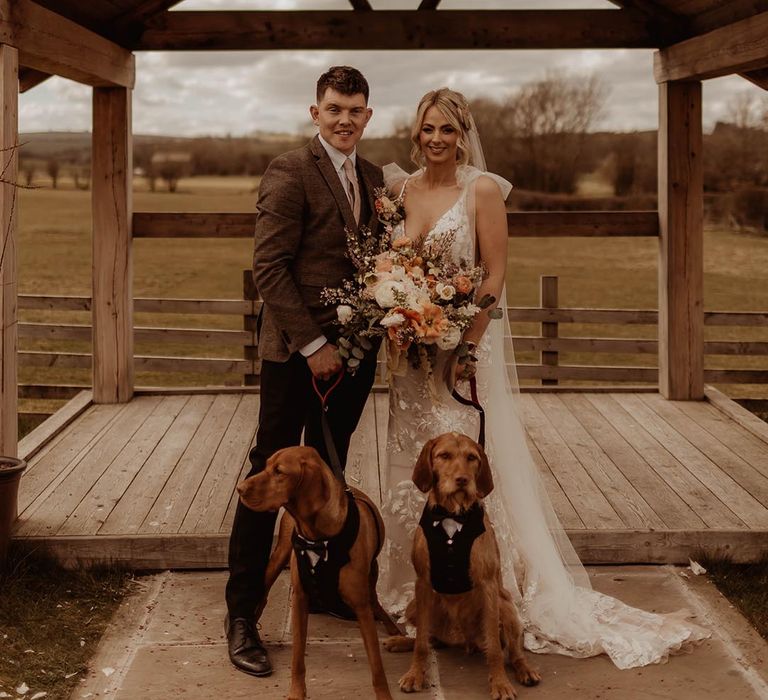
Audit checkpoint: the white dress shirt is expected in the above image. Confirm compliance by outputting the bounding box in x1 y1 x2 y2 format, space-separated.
299 135 358 358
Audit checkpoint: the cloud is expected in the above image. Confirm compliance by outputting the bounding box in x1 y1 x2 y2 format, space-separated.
19 0 764 137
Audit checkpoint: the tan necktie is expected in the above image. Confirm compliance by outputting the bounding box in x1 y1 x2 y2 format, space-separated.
342 157 361 225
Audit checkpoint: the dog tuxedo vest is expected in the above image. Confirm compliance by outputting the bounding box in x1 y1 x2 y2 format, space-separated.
419 502 486 594
292 489 360 617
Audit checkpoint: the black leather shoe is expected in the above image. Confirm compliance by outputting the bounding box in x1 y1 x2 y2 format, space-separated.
225 616 272 677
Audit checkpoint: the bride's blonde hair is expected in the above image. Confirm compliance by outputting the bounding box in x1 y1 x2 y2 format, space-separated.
410 88 473 169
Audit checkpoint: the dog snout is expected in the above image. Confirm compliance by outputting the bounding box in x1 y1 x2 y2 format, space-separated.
455 474 469 488
236 479 248 496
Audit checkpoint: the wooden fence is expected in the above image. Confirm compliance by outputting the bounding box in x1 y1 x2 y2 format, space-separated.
17 274 768 413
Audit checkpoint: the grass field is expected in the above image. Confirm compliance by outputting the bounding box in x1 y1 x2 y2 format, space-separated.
16 175 768 407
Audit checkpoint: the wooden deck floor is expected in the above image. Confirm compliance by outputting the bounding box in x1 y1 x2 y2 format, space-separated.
13 387 768 567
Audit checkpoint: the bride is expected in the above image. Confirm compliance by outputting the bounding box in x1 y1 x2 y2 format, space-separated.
379 87 709 669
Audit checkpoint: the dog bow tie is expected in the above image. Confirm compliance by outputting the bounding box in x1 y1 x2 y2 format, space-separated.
295 536 329 568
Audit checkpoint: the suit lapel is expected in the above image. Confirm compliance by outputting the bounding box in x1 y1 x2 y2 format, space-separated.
310 136 357 232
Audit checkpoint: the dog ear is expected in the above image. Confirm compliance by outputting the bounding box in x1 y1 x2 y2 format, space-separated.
412 438 436 493
476 444 494 498
302 447 332 503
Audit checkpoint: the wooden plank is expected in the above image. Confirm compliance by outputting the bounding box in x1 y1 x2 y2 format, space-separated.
586 394 744 528
689 0 768 35
132 212 255 238
20 397 162 536
0 0 134 87
640 393 768 509
741 67 768 90
181 394 259 534
525 436 585 530
18 66 49 92
513 336 657 355
134 386 259 396
522 385 658 394
19 322 90 342
507 308 658 325
655 11 768 81
614 393 768 527
567 528 768 565
135 10 660 51
516 365 658 382
57 395 189 536
19 384 84 400
704 369 768 383
99 394 215 535
134 297 252 315
507 210 659 237
18 390 92 462
562 393 703 528
518 395 624 529
220 426 257 534
540 276 558 386
15 403 128 527
135 355 250 374
705 385 768 446
705 340 768 355
133 210 660 239
535 394 666 529
17 527 768 569
18 294 90 311
93 86 133 403
657 80 703 400
20 351 91 369
16 533 229 570
675 399 768 481
0 43 18 456
705 311 768 325
134 326 251 345
138 393 240 534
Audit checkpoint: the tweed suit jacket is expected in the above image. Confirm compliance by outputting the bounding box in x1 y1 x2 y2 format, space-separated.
253 135 384 362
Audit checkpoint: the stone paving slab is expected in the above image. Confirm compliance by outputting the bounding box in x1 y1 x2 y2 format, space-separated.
73 566 768 700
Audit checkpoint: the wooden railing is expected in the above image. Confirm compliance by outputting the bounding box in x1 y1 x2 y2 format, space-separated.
17 274 768 405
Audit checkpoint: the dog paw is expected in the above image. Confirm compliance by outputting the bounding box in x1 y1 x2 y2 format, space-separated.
399 667 428 693
512 661 541 687
489 675 517 700
384 635 414 653
286 682 306 700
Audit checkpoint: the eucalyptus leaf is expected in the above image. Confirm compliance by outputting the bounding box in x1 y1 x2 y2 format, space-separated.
351 346 365 359
338 346 349 359
348 357 361 368
488 308 503 319
359 337 373 351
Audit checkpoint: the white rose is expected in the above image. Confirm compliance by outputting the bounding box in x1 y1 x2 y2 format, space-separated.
374 280 405 309
390 265 406 280
436 283 456 301
458 303 481 317
380 312 405 328
410 266 425 279
336 305 353 324
437 324 462 350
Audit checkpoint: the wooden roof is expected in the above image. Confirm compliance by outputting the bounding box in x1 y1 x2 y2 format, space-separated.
7 0 768 91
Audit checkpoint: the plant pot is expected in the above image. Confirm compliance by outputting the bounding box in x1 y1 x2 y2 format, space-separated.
0 457 26 562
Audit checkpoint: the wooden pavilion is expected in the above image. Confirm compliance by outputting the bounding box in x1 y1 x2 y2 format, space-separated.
2 0 768 567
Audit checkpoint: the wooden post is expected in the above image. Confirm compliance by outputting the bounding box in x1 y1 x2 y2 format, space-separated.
92 87 133 403
242 269 259 386
658 81 704 400
540 275 558 386
0 44 18 455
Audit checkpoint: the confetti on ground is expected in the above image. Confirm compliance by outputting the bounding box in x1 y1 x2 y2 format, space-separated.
101 667 115 678
689 560 707 575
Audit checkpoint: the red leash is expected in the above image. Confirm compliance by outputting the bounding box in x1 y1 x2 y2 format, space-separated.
451 376 486 447
311 370 347 485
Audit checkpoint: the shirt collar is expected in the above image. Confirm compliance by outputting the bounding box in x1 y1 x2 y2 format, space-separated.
318 133 356 172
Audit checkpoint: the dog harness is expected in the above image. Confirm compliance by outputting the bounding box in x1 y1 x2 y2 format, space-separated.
419 502 486 594
292 489 360 618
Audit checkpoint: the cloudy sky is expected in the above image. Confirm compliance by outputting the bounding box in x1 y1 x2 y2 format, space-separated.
19 0 759 137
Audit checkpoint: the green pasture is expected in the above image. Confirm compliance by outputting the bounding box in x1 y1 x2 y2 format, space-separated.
16 175 768 411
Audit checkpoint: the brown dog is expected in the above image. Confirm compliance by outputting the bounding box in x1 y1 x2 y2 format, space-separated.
237 446 400 700
384 432 541 700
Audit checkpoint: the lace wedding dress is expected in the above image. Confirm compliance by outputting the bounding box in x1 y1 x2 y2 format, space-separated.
379 164 709 669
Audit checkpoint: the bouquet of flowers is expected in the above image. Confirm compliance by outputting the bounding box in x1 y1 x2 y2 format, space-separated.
322 188 496 376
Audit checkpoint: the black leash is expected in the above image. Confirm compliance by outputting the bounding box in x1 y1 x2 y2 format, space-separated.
451 376 486 447
312 371 348 486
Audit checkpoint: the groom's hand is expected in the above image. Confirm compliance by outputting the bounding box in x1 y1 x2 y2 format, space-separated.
307 343 343 380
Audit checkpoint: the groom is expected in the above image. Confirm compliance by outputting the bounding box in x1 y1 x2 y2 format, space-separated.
225 66 383 676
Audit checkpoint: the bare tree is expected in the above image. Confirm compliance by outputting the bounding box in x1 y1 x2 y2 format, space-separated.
46 158 60 189
20 160 35 187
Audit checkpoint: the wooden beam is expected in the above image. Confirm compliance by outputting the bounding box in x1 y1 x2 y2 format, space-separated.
418 0 442 9
654 11 768 82
657 81 704 400
0 44 17 456
18 66 48 92
348 0 372 10
688 0 768 36
135 10 660 50
0 0 134 88
741 67 768 90
92 87 133 404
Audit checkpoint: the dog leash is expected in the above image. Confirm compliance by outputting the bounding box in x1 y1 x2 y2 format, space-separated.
312 370 348 486
451 376 486 447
